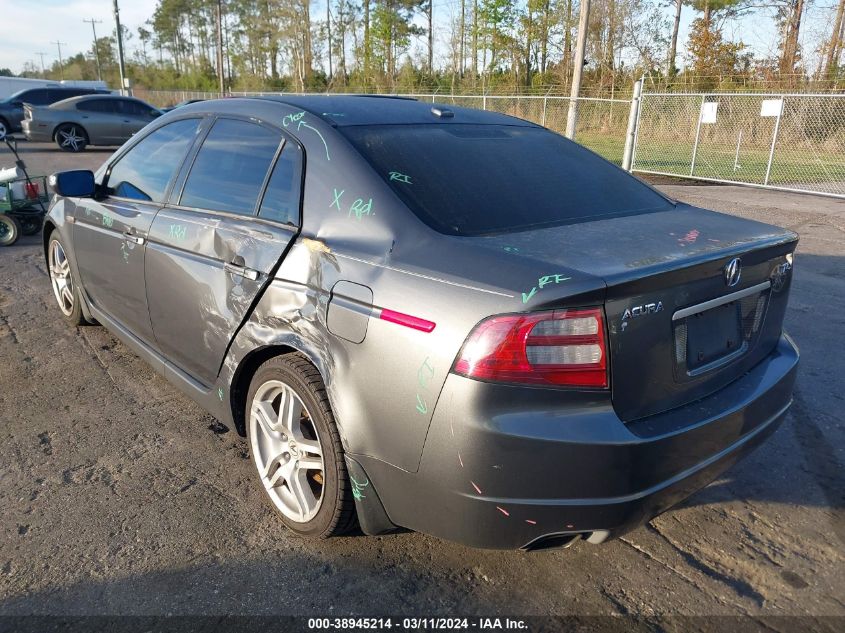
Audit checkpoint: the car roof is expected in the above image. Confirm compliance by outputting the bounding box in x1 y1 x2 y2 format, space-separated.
246 94 538 128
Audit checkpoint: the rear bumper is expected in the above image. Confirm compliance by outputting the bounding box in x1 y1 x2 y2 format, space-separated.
21 120 52 142
356 334 798 549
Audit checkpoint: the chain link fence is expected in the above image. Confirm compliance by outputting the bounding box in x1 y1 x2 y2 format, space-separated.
134 87 845 197
632 92 845 197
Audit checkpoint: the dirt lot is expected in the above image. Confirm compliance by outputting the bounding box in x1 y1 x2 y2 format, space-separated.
1 142 843 626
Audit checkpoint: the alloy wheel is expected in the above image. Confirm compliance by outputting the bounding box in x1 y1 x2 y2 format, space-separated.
249 379 325 523
48 239 74 316
57 126 85 151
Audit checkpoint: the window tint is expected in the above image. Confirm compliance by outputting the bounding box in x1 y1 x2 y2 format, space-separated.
48 89 89 103
121 99 155 117
341 124 674 236
77 99 117 113
180 118 281 215
19 89 51 105
258 141 302 225
107 118 200 202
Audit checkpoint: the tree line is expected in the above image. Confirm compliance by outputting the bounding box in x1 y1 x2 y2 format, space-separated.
17 0 845 95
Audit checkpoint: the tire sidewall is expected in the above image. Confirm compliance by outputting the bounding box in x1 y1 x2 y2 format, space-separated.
48 235 85 325
245 357 342 538
0 215 20 246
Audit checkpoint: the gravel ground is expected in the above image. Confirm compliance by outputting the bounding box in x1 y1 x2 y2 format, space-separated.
0 142 843 625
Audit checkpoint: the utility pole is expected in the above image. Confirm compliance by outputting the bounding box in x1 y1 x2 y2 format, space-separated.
216 0 225 95
83 18 104 81
112 0 128 95
51 41 67 80
35 52 47 76
565 0 590 140
327 1 333 81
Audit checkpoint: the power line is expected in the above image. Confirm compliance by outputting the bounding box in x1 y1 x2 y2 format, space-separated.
83 18 104 82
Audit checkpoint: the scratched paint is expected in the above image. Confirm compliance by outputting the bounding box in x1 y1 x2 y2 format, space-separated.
503 246 520 254
677 229 700 246
350 475 369 501
388 171 412 184
218 387 224 401
496 506 510 517
522 273 571 304
120 243 129 264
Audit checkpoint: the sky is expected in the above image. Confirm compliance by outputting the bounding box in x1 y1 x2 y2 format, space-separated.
0 0 836 80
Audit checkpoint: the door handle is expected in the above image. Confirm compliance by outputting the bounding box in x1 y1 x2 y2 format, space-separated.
122 231 145 245
224 261 259 281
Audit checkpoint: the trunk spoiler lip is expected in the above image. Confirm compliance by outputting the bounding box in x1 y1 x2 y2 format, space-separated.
599 231 798 287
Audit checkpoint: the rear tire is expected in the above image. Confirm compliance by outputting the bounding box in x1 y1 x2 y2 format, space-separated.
0 215 20 246
0 118 9 141
245 353 357 538
19 215 43 236
55 124 88 152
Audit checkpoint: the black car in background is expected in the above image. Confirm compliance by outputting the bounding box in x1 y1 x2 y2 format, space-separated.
0 86 110 139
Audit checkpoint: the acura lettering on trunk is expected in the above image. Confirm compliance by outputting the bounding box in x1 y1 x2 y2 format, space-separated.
43 96 799 550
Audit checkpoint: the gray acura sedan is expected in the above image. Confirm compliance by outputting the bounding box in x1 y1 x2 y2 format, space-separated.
43 96 798 550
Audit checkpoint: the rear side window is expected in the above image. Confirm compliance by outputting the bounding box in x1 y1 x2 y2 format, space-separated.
106 118 200 202
180 118 282 215
341 124 673 236
19 89 51 105
258 141 303 226
120 99 155 117
77 99 117 113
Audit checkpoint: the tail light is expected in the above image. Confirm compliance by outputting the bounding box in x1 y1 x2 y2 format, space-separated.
453 308 608 388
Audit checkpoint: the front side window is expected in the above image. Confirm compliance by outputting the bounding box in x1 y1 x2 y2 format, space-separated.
106 118 200 202
258 141 303 226
180 118 282 215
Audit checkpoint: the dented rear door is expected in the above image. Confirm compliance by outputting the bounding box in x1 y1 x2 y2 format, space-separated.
144 117 302 386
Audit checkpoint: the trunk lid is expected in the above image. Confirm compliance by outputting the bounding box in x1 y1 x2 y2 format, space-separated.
472 203 798 421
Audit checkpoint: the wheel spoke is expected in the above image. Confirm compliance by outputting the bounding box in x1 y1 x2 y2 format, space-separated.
287 468 315 519
61 286 73 307
252 401 280 440
297 437 322 459
297 456 322 471
278 386 302 435
264 453 290 488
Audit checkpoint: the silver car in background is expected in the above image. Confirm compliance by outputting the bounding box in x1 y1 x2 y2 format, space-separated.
22 94 162 152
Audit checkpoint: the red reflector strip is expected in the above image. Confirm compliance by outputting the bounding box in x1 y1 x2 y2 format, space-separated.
379 308 436 333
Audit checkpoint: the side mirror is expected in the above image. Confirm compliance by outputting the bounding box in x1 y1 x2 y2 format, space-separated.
49 170 96 198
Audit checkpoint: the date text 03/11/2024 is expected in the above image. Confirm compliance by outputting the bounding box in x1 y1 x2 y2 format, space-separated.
307 617 528 630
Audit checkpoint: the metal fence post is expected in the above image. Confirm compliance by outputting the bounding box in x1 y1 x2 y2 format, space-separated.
622 77 643 172
690 94 706 176
764 97 784 186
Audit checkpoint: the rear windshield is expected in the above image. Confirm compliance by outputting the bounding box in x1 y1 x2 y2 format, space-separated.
341 124 673 236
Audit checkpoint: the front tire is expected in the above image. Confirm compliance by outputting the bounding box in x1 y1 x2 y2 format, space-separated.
55 124 88 152
245 354 356 538
47 236 87 325
0 215 20 246
19 215 43 236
